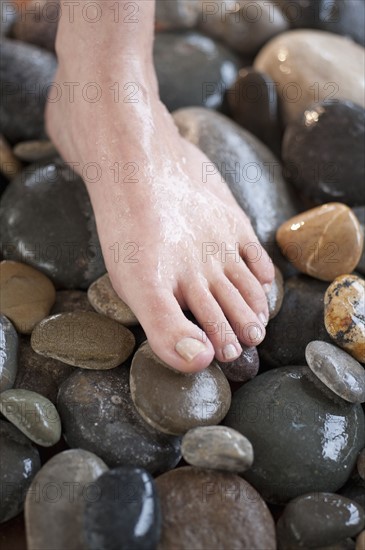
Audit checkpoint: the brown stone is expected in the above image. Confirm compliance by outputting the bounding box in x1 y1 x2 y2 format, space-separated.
13 140 56 162
0 261 56 334
0 134 22 179
276 203 363 281
51 290 94 315
216 345 259 382
11 0 59 52
87 273 138 326
357 531 365 550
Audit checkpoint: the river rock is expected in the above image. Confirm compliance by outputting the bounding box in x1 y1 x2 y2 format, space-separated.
11 0 59 52
51 290 94 315
13 140 57 162
358 449 365 480
155 0 200 30
216 345 259 382
0 0 18 36
357 531 365 550
0 315 18 392
353 207 365 276
87 273 139 326
0 134 22 179
267 265 284 319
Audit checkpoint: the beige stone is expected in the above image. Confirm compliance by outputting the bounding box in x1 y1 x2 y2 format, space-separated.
87 273 138 326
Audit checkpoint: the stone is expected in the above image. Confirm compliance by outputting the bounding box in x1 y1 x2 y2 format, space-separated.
31 312 135 370
0 0 18 36
11 0 59 52
305 341 365 403
181 426 253 473
254 30 365 124
51 290 94 315
83 467 161 550
267 265 284 319
277 493 365 548
156 467 276 549
276 203 364 281
340 475 365 512
358 449 365 480
0 39 57 143
0 389 61 447
0 314 18 392
216 345 259 382
0 159 105 288
353 207 365 276
0 420 41 523
0 260 56 334
154 32 240 112
324 274 365 363
87 273 139 326
282 101 365 206
13 140 57 162
130 342 231 435
224 365 365 503
57 367 181 474
357 531 365 550
155 0 200 30
259 275 331 367
0 134 22 179
25 449 108 550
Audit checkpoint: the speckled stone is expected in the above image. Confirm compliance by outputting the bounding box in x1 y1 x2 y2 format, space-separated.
277 203 364 281
358 449 365 480
324 274 365 363
353 207 365 276
224 366 365 503
13 140 57 162
11 0 59 52
25 449 108 550
0 315 18 392
277 493 365 548
0 389 61 446
156 467 276 550
57 367 181 474
357 531 365 550
0 420 41 523
254 30 365 124
130 342 231 435
0 261 56 334
305 341 365 403
83 467 161 550
182 426 253 473
216 345 259 383
267 265 284 320
51 290 94 315
0 134 22 179
155 0 200 30
0 159 105 288
31 312 135 370
87 273 139 326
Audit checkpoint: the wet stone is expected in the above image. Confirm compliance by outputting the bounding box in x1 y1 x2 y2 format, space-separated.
324 274 365 363
267 265 284 320
358 449 365 480
353 206 365 276
0 261 56 334
51 290 94 315
0 389 61 447
0 315 18 392
0 134 22 179
83 467 161 550
11 0 59 52
87 273 139 326
224 365 365 503
216 345 259 383
25 449 108 550
13 140 57 163
155 0 200 30
130 342 231 435
156 467 276 550
340 476 365 512
57 367 181 474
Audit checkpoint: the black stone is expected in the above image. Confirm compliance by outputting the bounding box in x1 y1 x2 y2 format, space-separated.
0 314 18 392
216 346 259 383
83 467 161 550
353 206 365 276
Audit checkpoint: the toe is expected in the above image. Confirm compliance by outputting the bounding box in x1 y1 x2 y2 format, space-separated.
240 230 275 289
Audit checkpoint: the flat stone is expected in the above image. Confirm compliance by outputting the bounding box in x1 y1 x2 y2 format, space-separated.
0 159 105 288
224 365 365 503
353 207 365 276
0 420 41 523
305 341 365 403
0 314 18 392
216 345 259 382
357 531 365 550
51 290 94 315
25 449 108 550
0 389 61 446
130 342 231 435
254 30 365 124
277 493 365 548
156 467 276 549
87 273 139 326
324 274 365 363
0 261 56 334
155 0 200 30
0 134 22 179
276 203 364 281
282 101 365 206
358 449 365 480
267 265 284 320
11 0 59 52
31 312 135 369
83 467 161 550
57 367 181 474
182 426 253 473
13 140 57 162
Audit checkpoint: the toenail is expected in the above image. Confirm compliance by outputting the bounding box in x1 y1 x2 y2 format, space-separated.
258 312 269 327
223 344 240 361
175 337 207 362
263 283 272 294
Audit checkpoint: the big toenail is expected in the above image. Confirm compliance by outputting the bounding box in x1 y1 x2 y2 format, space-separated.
175 338 207 362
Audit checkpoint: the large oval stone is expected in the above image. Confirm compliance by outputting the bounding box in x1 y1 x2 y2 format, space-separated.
0 314 18 391
87 273 138 326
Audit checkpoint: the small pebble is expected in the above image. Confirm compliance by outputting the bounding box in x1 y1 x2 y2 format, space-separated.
0 314 18 391
216 345 259 382
13 140 57 162
0 134 22 179
267 265 284 320
358 449 365 480
51 290 94 315
87 273 139 326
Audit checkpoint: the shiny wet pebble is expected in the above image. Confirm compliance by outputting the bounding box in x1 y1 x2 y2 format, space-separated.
0 314 18 391
267 265 284 320
13 140 56 162
87 273 139 326
216 345 259 383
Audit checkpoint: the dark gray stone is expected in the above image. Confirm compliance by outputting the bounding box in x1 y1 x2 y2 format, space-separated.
155 0 199 30
0 314 18 392
216 345 259 382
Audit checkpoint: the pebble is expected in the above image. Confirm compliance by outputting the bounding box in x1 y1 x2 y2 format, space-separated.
25 449 108 550
0 0 17 36
224 365 365 503
353 206 365 276
51 290 95 315
0 38 57 143
11 0 59 52
254 30 365 124
0 315 18 392
130 342 231 435
31 312 135 370
181 426 253 473
324 274 365 363
57 367 181 474
0 260 56 334
340 476 365 512
0 389 61 446
87 273 139 326
282 101 365 206
276 203 364 281
358 449 365 480
156 467 276 550
83 467 161 550
259 275 331 367
0 134 22 179
154 32 240 111
0 420 41 523
267 265 284 319
0 159 106 288
357 531 365 550
277 493 365 549
155 0 200 30
306 341 365 403
13 140 57 162
216 345 259 383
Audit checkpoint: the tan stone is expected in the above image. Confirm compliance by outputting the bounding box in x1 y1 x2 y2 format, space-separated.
357 531 365 550
13 140 56 162
276 203 363 281
0 135 22 179
87 273 138 326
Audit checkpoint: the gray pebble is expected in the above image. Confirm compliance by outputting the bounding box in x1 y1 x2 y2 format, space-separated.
0 314 18 391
